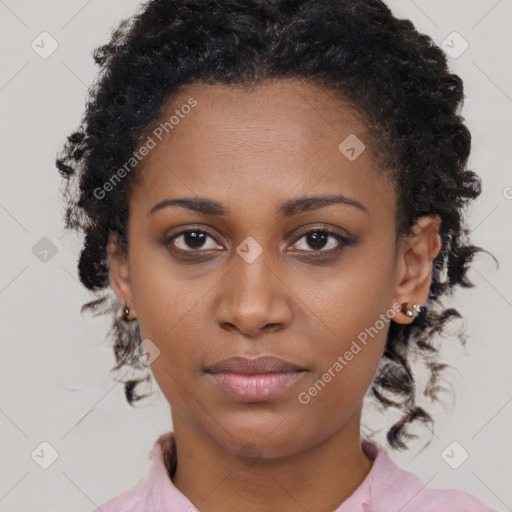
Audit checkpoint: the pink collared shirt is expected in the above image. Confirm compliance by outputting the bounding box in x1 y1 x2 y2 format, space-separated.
92 432 496 511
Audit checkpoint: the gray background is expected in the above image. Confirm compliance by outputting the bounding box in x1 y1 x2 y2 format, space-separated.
0 0 511 511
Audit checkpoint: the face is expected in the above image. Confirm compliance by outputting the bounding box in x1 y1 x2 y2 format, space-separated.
109 80 440 458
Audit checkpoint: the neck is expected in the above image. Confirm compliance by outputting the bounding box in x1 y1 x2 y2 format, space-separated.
169 406 375 512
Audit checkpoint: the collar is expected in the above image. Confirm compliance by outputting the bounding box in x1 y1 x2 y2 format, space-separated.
136 431 391 511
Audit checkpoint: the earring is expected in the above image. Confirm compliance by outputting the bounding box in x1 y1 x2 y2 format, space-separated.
400 301 423 318
122 303 131 321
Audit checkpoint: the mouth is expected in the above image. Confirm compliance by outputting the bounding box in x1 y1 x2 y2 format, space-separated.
204 355 307 402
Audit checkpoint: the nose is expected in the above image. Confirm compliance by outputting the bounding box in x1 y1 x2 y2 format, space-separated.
215 251 293 338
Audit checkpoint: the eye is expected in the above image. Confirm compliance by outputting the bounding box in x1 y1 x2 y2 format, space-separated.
162 224 355 259
288 227 354 256
164 226 223 253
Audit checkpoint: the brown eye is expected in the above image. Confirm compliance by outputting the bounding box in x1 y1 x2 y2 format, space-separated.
165 228 223 253
300 231 332 251
288 227 355 256
177 231 208 250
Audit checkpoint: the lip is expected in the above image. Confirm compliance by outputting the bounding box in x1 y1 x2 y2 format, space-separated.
205 356 307 402
206 355 306 374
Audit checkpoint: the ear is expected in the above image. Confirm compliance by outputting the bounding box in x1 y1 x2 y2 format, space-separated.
392 215 442 324
108 234 137 319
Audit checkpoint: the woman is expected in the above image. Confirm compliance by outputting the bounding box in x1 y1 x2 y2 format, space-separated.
55 0 497 510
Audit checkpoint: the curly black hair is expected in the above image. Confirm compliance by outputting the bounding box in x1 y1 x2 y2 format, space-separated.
55 0 496 451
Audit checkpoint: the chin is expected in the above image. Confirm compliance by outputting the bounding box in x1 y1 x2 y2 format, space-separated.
208 420 311 460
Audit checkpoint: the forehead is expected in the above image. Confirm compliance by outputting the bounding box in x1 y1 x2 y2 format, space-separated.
130 80 396 227
147 79 368 158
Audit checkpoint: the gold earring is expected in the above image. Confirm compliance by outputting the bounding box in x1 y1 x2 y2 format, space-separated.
400 301 423 318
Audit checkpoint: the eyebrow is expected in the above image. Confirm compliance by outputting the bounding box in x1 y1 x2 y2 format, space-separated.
148 194 368 217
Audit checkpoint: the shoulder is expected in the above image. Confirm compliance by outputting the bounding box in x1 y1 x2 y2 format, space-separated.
368 446 497 512
88 431 178 512
89 477 148 512
421 487 498 512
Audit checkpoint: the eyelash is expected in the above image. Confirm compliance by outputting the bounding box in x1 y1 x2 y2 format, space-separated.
161 224 355 259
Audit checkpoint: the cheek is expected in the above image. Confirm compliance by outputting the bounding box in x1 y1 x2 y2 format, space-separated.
297 249 395 408
128 268 202 401
129 242 200 338
296 313 388 429
302 248 394 350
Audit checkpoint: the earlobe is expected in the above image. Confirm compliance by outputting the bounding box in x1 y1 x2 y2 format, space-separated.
392 215 442 323
107 236 135 316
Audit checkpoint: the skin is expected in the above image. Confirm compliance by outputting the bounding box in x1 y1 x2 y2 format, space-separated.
108 80 442 512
